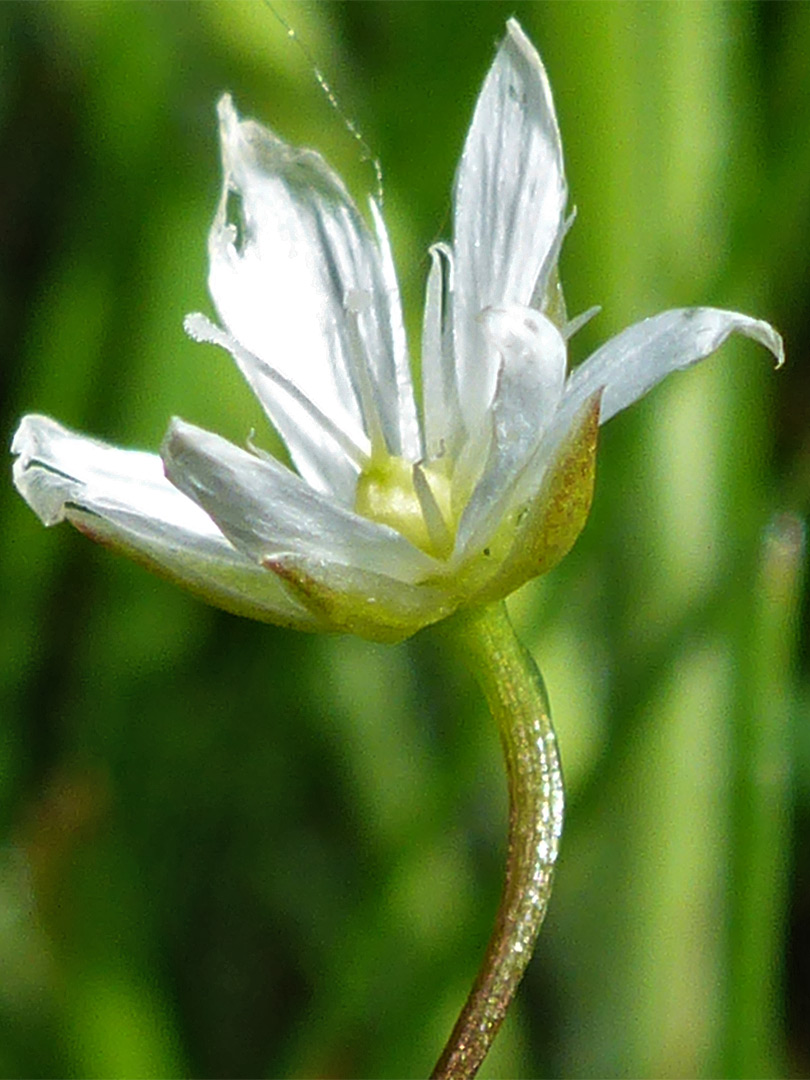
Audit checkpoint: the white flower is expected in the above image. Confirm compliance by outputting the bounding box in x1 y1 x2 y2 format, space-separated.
12 19 783 643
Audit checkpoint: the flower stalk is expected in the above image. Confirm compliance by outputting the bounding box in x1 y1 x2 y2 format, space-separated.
433 601 563 1080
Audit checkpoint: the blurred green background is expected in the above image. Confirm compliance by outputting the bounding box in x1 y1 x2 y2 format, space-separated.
1 2 808 1077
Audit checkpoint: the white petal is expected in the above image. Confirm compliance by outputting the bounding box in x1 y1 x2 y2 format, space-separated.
455 307 567 557
369 199 422 461
208 95 417 484
185 313 368 506
11 415 322 630
421 243 465 463
162 419 438 585
452 18 567 438
561 307 785 427
210 98 362 465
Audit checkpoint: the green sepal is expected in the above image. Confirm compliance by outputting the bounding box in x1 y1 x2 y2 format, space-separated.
263 555 458 643
472 390 602 603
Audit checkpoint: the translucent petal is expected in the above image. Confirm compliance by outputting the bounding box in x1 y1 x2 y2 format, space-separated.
207 95 417 486
11 415 322 630
452 18 567 439
560 307 785 428
162 419 438 585
455 307 567 557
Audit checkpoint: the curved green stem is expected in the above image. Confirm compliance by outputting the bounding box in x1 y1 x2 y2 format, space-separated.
432 601 564 1080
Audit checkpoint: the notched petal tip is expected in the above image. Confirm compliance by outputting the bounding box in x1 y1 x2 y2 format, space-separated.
12 414 74 526
12 412 54 460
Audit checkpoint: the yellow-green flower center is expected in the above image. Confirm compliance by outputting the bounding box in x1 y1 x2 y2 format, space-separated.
355 455 454 559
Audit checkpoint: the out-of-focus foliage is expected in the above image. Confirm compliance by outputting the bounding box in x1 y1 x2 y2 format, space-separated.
1 3 808 1077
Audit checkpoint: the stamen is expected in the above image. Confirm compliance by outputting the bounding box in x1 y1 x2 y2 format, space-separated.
413 462 453 559
423 243 465 464
342 300 389 460
185 313 370 470
245 428 276 463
